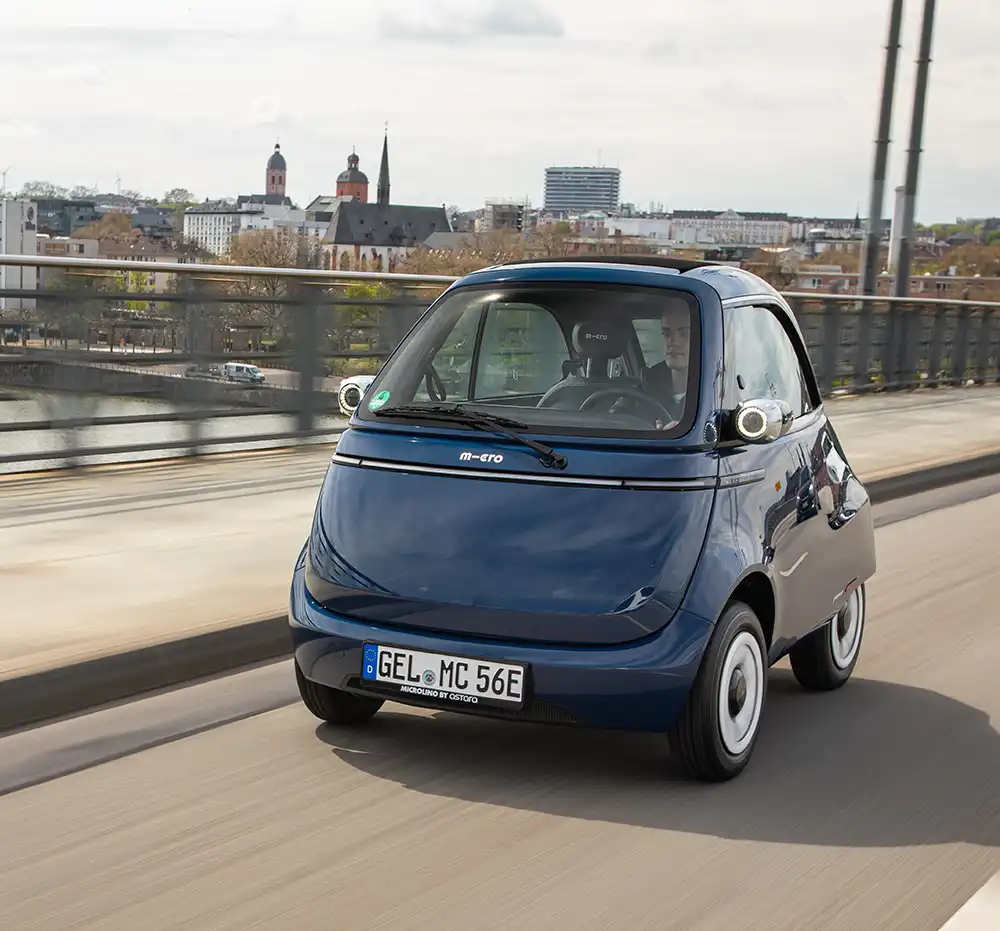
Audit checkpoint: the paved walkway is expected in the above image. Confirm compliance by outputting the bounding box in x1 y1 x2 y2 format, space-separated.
4 487 1000 930
2 385 999 681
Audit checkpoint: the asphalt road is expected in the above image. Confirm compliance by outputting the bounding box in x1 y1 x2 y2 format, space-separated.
2 477 999 931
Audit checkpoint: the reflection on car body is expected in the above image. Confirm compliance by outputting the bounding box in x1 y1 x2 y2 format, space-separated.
288 255 877 782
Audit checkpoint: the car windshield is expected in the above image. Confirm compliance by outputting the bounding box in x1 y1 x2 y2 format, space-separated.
355 283 701 439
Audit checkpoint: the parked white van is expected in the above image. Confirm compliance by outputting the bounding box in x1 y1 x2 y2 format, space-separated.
222 362 265 385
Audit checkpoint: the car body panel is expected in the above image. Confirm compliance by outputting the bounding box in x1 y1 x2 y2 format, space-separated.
291 545 713 732
305 451 717 645
290 259 878 732
683 416 876 664
681 296 877 661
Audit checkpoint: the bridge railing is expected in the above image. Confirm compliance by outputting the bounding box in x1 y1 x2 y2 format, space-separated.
0 254 998 473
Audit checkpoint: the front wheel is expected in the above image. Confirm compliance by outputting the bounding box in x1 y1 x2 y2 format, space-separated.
789 583 866 692
295 661 384 725
668 601 768 782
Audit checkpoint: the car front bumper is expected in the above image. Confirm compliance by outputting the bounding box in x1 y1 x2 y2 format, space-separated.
288 554 712 733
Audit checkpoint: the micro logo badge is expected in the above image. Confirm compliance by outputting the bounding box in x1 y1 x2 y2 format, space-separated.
459 452 505 464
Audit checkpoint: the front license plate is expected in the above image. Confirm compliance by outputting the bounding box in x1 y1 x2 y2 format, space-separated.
362 644 526 709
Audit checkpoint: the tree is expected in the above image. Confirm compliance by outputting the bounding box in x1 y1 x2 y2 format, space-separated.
112 270 155 314
915 243 1000 278
394 222 652 278
35 275 97 349
527 221 574 257
225 228 324 336
69 185 98 200
230 227 303 269
32 267 142 350
15 180 69 199
744 250 799 290
72 212 136 242
396 230 526 277
162 188 195 206
325 280 396 374
828 250 861 274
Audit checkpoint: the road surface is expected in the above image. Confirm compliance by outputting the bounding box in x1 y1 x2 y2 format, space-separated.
3 386 1000 683
1 476 998 930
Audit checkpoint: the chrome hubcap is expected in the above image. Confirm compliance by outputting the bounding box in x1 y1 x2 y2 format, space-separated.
728 667 748 717
831 585 864 670
718 630 764 756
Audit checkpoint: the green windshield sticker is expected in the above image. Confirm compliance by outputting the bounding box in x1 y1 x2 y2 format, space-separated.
368 390 391 411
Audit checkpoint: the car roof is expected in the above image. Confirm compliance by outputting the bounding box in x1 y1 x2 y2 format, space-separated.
454 254 782 302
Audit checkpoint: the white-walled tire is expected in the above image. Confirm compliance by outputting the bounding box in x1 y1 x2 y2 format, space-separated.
668 601 768 782
789 583 866 692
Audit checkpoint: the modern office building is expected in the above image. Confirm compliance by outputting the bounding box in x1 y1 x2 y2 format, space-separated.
543 166 621 214
0 200 38 311
479 199 529 232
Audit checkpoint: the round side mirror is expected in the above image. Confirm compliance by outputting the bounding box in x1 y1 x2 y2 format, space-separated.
732 398 794 443
338 375 376 416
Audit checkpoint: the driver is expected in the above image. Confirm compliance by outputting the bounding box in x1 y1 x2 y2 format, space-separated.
645 296 692 429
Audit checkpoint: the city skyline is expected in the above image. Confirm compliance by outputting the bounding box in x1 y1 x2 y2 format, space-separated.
3 0 999 222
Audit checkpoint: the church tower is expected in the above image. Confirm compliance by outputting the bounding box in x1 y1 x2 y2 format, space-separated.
266 143 287 197
377 130 390 208
336 151 369 202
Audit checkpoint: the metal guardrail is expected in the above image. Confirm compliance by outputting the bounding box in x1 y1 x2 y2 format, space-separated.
1 254 998 473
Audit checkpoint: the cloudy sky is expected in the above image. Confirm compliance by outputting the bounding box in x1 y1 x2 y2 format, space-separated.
3 0 998 221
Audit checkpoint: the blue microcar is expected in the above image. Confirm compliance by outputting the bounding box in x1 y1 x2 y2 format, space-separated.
289 256 877 781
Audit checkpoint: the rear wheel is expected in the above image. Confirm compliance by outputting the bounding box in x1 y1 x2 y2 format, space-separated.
668 601 768 782
789 583 866 692
295 661 384 725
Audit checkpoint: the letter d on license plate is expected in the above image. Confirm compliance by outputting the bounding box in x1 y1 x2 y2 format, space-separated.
362 644 526 709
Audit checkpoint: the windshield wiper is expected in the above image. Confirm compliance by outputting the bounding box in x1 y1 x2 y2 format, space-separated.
372 404 568 470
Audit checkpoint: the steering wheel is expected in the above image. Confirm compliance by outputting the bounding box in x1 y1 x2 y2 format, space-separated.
423 364 448 402
537 375 642 410
578 387 675 427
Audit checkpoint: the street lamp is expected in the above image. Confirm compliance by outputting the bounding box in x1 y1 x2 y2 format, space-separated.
893 0 938 298
859 0 939 299
859 0 904 297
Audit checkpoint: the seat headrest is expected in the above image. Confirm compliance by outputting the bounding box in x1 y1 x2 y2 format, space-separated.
572 320 626 360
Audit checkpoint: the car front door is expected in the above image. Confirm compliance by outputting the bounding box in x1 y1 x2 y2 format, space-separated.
721 303 833 648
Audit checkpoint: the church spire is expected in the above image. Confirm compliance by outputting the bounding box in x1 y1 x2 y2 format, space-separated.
377 126 390 208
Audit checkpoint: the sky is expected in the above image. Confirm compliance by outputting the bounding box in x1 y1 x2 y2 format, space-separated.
2 0 999 222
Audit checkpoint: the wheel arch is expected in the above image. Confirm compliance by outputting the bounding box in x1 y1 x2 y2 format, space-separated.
682 508 781 657
684 555 779 660
729 571 775 653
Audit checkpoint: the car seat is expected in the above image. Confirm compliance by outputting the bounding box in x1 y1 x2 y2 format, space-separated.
536 320 631 410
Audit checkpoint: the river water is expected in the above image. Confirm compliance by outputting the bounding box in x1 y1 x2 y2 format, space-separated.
0 388 349 475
